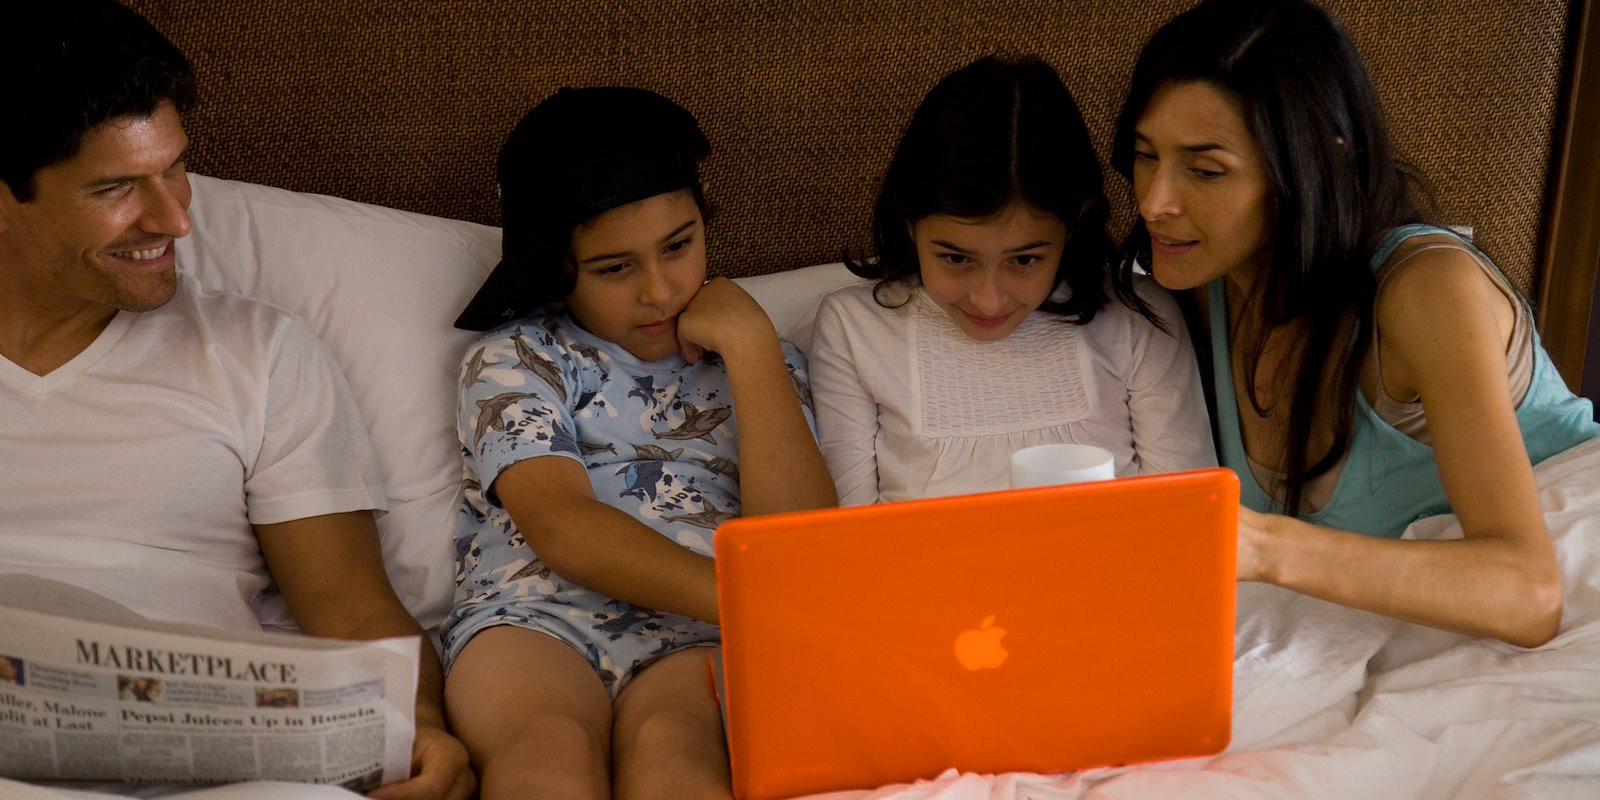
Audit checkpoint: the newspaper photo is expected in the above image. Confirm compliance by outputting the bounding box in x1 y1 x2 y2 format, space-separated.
0 576 418 793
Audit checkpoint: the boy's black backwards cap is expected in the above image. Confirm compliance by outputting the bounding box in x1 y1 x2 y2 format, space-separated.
454 87 709 331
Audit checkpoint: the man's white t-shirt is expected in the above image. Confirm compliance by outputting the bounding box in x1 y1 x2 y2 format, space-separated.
0 276 386 630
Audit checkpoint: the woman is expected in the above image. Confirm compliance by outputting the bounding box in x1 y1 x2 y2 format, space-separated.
1111 0 1598 647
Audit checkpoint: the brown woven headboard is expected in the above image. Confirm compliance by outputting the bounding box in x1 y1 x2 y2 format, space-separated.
124 0 1596 390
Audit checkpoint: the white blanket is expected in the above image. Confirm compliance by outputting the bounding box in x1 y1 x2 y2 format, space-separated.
18 439 1595 799
804 436 1600 800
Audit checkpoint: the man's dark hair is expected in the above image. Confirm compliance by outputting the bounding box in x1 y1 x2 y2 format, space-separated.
4 0 196 202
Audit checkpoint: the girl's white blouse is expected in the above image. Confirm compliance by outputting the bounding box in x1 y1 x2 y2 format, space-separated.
808 279 1215 505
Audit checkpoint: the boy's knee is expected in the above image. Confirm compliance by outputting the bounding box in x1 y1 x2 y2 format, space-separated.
614 708 732 800
473 711 606 771
476 714 610 799
620 706 723 754
519 711 608 756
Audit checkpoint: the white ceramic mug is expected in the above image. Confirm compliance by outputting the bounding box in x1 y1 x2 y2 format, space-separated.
1009 443 1116 488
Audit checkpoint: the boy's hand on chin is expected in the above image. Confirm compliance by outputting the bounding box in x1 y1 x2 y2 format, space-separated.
676 277 778 363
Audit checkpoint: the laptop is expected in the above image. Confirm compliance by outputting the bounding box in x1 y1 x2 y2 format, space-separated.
712 467 1238 800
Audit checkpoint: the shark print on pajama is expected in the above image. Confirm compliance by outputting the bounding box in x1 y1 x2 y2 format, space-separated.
442 311 815 694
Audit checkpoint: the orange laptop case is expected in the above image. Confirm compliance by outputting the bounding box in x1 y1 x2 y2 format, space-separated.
713 467 1239 800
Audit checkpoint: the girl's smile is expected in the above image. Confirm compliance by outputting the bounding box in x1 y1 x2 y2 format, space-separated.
962 311 1011 329
912 202 1068 342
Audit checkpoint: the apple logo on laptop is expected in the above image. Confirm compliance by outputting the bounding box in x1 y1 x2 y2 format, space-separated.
953 615 1009 670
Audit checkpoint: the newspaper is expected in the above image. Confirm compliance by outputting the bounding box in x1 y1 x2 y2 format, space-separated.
0 576 418 793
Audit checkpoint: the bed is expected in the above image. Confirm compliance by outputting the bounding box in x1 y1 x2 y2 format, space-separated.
11 0 1599 796
13 168 1600 800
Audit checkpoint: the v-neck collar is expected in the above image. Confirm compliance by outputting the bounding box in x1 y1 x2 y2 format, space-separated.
0 311 136 395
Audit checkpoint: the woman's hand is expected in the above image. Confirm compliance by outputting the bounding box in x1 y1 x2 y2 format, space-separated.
1233 500 1562 648
1236 505 1276 584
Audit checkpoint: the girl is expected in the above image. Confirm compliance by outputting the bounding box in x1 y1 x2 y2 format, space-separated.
442 87 835 799
810 56 1215 505
1112 0 1598 646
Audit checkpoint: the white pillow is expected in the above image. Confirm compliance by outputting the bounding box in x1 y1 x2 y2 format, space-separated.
177 173 858 632
734 261 863 354
178 174 498 631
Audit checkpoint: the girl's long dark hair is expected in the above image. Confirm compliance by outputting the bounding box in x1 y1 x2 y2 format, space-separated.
1111 0 1426 516
851 55 1154 326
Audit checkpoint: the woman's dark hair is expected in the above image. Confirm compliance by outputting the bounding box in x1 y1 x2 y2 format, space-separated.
851 55 1141 325
1110 0 1425 516
5 0 197 202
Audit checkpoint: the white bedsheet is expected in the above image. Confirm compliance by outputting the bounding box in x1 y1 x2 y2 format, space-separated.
10 439 1597 799
807 436 1600 799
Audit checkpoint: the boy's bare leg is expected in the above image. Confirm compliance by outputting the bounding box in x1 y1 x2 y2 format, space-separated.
612 646 733 800
445 626 612 800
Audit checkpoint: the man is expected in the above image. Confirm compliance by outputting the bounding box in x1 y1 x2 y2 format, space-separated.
0 3 472 798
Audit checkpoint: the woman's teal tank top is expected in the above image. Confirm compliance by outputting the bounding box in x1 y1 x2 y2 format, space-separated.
1210 224 1599 537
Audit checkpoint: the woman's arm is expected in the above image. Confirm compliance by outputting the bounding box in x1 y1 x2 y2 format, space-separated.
676 277 837 515
1123 279 1217 473
807 293 883 505
1239 247 1562 647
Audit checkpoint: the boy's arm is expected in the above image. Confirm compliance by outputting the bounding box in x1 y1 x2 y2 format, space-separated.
676 277 837 515
256 511 474 800
495 456 722 623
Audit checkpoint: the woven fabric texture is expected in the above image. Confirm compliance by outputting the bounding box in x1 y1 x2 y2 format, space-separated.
123 0 1570 291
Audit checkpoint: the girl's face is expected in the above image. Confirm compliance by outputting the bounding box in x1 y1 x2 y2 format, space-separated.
913 202 1067 342
1130 81 1273 291
564 190 706 361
